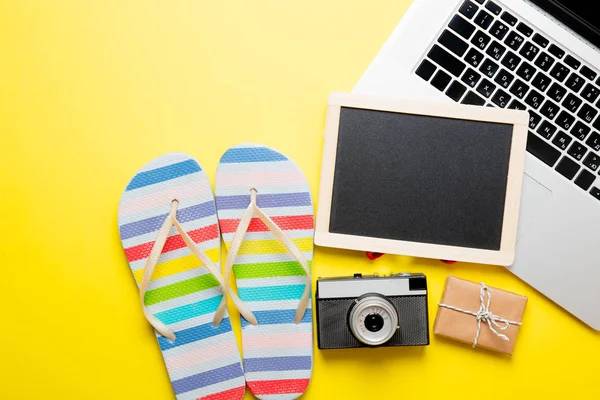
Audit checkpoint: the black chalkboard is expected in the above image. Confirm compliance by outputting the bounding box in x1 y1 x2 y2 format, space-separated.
329 107 513 251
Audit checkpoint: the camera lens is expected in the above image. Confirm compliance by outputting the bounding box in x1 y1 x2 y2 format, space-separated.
348 294 399 346
365 313 384 332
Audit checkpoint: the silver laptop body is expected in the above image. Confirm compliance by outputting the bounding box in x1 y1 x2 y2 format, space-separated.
354 0 600 329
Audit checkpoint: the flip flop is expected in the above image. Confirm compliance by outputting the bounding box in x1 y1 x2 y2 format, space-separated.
215 143 314 400
118 153 247 400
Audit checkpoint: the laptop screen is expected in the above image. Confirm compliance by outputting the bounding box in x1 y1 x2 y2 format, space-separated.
531 0 600 48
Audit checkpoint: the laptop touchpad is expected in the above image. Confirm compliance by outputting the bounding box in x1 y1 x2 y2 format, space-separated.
517 173 553 242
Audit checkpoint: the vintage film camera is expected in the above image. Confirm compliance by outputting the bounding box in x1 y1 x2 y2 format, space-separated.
316 273 430 349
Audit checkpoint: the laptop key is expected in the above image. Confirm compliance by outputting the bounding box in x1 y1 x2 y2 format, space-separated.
448 15 476 39
508 99 526 110
480 59 499 77
431 70 452 91
531 72 551 92
439 29 469 56
527 131 560 166
548 44 565 59
581 83 600 103
491 88 511 107
532 33 549 48
494 68 514 88
474 10 494 29
462 67 482 87
555 156 580 180
485 1 502 15
476 78 496 98
528 111 542 129
547 83 567 102
486 40 506 61
567 141 587 161
465 48 484 67
562 93 582 113
525 89 544 109
534 52 555 72
459 0 479 19
516 61 535 81
446 80 468 101
552 130 572 150
586 132 600 152
575 169 596 190
577 103 598 124
537 121 557 139
580 65 597 81
555 111 575 130
565 73 585 93
471 31 491 50
428 45 467 76
490 21 509 40
571 121 590 141
593 115 600 131
564 55 581 70
501 11 517 26
549 62 570 82
519 43 539 61
504 31 524 51
509 79 529 98
583 152 600 171
416 59 437 81
516 22 533 37
501 51 520 71
591 187 600 201
461 90 486 105
540 99 559 120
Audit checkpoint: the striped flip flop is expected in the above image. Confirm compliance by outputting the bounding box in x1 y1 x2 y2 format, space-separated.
118 153 246 400
215 143 314 400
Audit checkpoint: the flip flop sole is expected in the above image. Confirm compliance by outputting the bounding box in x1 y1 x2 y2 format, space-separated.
215 144 314 400
118 153 245 400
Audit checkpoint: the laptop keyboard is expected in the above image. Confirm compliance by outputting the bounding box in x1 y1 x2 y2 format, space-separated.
415 0 600 202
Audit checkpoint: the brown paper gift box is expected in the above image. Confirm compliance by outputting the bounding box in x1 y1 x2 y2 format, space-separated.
433 276 527 354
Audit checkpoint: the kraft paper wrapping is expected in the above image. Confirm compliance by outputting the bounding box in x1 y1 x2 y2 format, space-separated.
434 276 527 354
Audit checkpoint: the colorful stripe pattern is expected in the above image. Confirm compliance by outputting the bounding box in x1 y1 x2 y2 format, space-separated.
215 144 314 400
118 153 245 400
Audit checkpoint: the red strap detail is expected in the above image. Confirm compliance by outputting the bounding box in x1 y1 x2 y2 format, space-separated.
198 386 245 399
219 215 314 234
247 379 310 396
124 224 219 262
441 260 457 264
366 252 385 260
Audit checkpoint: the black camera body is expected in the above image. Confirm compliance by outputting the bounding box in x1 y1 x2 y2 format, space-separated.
316 273 430 349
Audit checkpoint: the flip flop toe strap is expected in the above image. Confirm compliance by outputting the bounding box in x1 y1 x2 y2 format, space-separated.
223 189 312 325
138 200 230 340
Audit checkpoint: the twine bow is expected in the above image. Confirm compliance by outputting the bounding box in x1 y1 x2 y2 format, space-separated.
438 282 522 347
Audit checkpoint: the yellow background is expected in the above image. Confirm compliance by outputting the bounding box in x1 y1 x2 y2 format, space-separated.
1 1 599 399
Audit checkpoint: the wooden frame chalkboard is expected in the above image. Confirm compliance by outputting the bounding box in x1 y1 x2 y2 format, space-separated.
315 92 529 266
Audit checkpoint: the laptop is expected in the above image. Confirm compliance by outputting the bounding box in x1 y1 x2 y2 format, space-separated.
354 0 600 330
